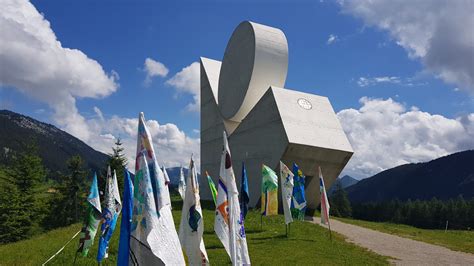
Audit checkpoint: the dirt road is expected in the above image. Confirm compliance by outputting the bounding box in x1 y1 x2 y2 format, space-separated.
310 217 474 265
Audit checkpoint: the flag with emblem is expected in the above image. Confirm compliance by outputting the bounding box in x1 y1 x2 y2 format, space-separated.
291 163 307 220
280 161 294 224
97 167 122 262
77 173 102 257
179 155 209 265
129 112 184 265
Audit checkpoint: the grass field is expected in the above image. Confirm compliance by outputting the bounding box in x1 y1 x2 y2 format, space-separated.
0 198 389 265
336 217 474 254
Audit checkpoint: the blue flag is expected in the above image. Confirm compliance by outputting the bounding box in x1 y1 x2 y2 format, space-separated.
117 169 134 266
291 163 307 220
240 162 249 219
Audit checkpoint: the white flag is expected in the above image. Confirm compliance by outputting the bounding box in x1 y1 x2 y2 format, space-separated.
319 166 331 225
130 112 184 265
111 169 122 210
178 166 186 200
279 161 294 225
214 173 231 256
161 164 172 208
220 131 250 265
179 155 209 265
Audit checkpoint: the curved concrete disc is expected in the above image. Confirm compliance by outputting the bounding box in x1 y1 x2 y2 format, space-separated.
218 21 288 122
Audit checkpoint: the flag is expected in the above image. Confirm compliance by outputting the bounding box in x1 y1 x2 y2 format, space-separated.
291 163 307 220
205 171 218 206
240 163 249 219
77 173 102 257
179 155 209 265
280 161 294 225
178 166 186 200
97 167 122 262
261 164 278 216
214 175 231 256
161 164 172 207
319 166 330 225
130 112 184 265
117 169 133 266
215 131 250 265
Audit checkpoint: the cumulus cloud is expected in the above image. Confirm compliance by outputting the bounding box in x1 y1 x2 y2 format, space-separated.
0 0 118 140
327 34 338 45
166 62 200 112
144 58 169 85
337 97 474 178
86 108 200 171
339 0 474 92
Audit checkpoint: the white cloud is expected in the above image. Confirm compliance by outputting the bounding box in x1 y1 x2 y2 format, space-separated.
339 0 474 92
0 0 118 140
327 34 338 45
144 58 169 85
166 62 200 112
337 97 474 179
86 108 200 171
357 76 401 87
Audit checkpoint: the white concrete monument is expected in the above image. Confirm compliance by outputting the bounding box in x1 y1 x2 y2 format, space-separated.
200 21 353 210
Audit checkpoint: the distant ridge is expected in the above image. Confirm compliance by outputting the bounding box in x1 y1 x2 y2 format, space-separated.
0 110 109 175
328 175 359 195
346 150 474 202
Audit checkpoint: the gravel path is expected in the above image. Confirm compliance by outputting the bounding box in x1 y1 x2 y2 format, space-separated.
310 217 474 265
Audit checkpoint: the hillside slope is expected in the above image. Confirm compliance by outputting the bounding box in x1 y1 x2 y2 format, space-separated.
0 110 108 175
347 150 474 202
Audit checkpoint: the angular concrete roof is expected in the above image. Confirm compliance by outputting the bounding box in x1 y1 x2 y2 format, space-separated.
272 86 353 153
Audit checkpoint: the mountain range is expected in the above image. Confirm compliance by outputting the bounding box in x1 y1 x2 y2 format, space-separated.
346 150 474 202
0 110 109 175
2 110 473 203
328 175 359 195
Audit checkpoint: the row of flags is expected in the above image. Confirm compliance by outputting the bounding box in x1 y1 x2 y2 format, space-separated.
75 111 331 265
77 167 122 263
208 159 329 226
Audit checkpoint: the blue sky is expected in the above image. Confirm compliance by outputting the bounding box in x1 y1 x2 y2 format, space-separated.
1 0 473 178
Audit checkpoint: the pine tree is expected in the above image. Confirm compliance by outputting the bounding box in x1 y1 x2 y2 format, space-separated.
329 184 352 218
46 155 87 228
2 144 46 241
107 137 128 191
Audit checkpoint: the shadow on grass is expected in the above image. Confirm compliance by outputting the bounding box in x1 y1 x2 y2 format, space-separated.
205 245 225 250
250 234 288 241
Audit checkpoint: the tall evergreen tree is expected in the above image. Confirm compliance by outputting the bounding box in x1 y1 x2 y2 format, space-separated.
107 137 127 191
46 155 87 228
1 144 46 241
329 184 352 218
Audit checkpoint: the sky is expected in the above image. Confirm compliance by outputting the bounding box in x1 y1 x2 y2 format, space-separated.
1 0 473 179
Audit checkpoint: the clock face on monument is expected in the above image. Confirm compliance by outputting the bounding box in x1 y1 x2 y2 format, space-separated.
297 98 312 110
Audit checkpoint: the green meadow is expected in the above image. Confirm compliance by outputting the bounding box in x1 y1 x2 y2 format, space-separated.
0 198 388 265
336 217 474 254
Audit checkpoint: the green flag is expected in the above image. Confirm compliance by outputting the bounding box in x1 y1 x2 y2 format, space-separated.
206 171 218 206
77 173 102 257
261 164 278 216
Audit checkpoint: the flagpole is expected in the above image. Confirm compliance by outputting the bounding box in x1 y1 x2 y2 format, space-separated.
328 219 332 241
73 252 78 266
